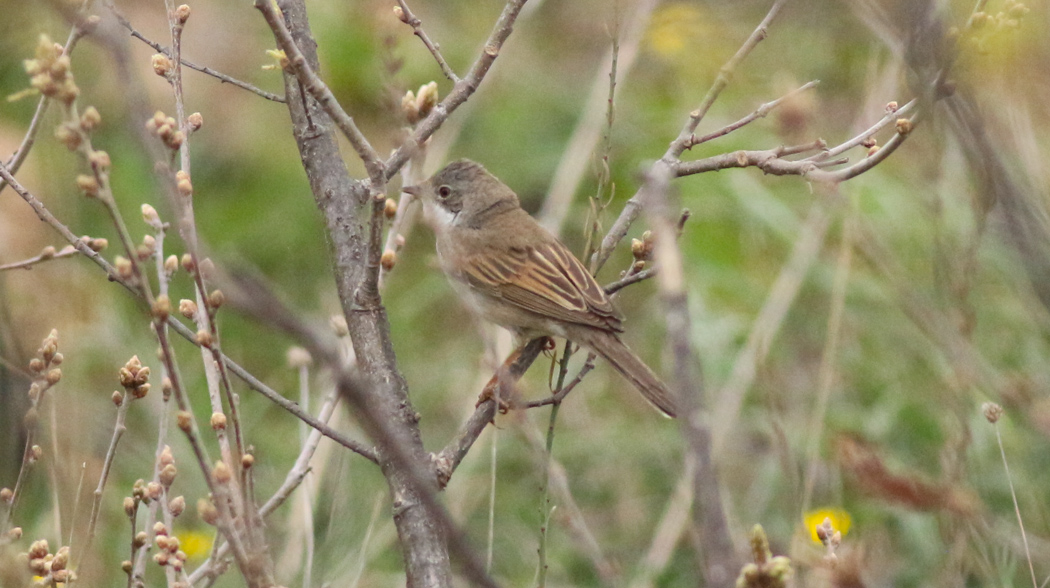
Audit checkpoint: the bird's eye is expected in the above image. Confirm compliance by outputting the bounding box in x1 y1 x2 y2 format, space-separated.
438 185 452 199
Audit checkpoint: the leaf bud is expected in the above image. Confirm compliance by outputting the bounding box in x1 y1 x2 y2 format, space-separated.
177 299 197 319
152 53 173 77
210 412 227 430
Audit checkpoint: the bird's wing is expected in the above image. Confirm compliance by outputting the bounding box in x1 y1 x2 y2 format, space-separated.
463 241 623 332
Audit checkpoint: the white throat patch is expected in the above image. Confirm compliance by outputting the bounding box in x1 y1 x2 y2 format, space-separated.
423 200 458 232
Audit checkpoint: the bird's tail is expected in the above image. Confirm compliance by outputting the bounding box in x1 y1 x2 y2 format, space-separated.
571 327 678 418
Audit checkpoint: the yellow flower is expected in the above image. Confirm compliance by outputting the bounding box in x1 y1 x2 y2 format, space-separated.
645 4 707 59
177 530 214 560
802 508 851 544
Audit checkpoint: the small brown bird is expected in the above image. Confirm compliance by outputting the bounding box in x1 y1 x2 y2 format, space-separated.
403 159 677 417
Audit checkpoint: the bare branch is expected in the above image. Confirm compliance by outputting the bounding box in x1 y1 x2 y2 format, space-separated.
254 0 385 185
685 80 819 148
384 0 530 179
435 337 548 485
592 0 791 273
106 2 286 103
664 0 791 160
394 0 459 82
639 162 737 585
0 245 78 272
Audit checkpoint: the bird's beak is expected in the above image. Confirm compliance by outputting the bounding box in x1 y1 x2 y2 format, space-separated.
402 185 421 196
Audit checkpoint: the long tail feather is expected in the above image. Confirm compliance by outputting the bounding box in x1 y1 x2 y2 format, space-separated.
570 327 677 418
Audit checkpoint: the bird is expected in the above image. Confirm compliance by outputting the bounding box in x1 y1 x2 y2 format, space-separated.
402 159 677 417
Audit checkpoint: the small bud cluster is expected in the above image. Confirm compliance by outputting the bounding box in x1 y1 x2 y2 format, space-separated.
967 2 1029 31
735 525 792 588
629 230 655 273
402 81 439 124
153 531 189 572
145 111 185 151
24 35 79 105
982 401 1003 424
24 540 76 583
24 330 63 434
960 2 1030 56
118 355 152 399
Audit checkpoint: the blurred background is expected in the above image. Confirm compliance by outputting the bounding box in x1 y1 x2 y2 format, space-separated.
2 0 1050 586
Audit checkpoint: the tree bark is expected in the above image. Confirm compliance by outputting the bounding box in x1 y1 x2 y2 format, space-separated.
273 1 452 585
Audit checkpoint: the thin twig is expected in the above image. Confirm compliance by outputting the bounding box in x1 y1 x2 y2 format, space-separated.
641 162 737 585
537 0 656 234
992 415 1038 588
667 0 791 159
603 267 657 296
0 245 78 271
1 163 377 462
592 0 790 272
189 386 341 584
106 2 286 103
384 0 530 180
804 98 917 161
81 391 135 566
435 337 548 485
254 0 385 185
686 79 819 148
522 354 596 409
394 0 459 82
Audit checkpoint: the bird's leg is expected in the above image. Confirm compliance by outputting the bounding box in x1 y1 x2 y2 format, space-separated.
476 336 552 412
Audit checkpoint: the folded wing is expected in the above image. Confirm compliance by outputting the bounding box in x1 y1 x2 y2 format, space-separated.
464 241 623 332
